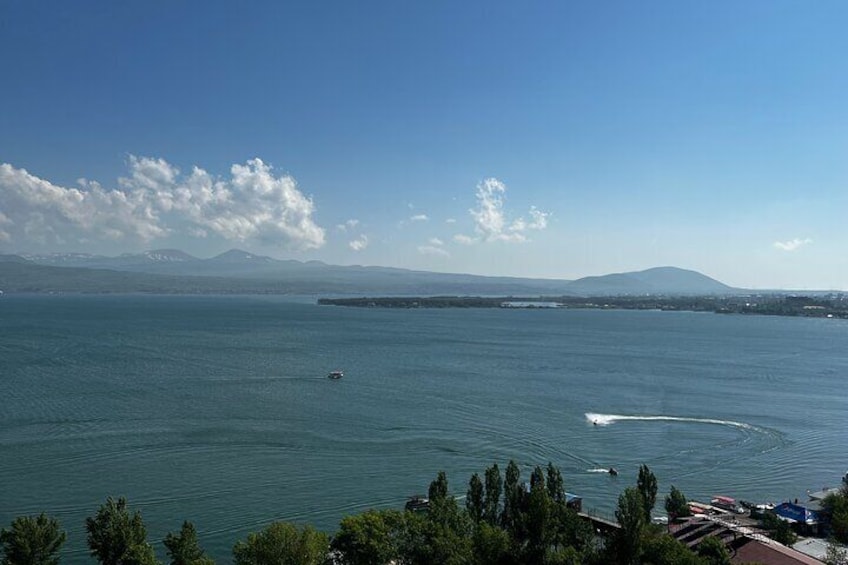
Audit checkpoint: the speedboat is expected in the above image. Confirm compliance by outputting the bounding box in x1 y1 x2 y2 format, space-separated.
608 467 618 476
327 370 344 380
405 496 430 512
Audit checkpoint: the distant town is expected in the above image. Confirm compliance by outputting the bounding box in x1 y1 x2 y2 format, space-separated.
319 294 848 319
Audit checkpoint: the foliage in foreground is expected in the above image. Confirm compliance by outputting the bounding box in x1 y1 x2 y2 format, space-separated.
12 463 839 564
823 480 848 545
164 521 214 565
233 522 327 565
85 497 158 565
0 513 66 565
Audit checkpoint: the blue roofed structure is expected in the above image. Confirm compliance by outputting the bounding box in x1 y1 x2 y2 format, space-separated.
773 502 820 524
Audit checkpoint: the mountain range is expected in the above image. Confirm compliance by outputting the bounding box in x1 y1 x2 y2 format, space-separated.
0 249 735 296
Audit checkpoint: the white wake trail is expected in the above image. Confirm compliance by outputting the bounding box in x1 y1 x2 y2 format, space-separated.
585 412 752 430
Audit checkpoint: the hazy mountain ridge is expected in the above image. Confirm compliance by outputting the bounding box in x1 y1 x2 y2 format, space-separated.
567 266 732 295
3 250 737 296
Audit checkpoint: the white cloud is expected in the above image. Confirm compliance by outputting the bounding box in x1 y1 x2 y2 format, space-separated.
453 234 476 245
428 237 444 246
336 219 360 232
349 234 368 251
0 157 326 250
774 238 812 252
468 178 549 243
418 245 450 257
445 218 457 224
0 211 12 241
471 178 508 240
526 206 549 230
410 214 429 222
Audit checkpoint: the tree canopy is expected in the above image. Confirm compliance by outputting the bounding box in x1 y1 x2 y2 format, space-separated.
3 460 739 565
232 522 327 565
0 513 66 565
637 465 658 522
330 509 403 565
85 497 158 565
163 521 214 565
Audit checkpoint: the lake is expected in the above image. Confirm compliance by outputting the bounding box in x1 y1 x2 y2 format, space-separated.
1 295 846 562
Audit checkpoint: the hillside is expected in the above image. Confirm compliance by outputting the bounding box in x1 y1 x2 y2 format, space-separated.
3 252 737 296
566 266 733 296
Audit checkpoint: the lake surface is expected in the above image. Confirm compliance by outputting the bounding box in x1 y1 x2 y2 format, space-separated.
1 295 847 562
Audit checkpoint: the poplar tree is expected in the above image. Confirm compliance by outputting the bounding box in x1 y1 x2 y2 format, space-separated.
500 460 522 536
637 465 658 522
614 487 646 565
466 473 484 524
483 464 502 526
665 486 691 520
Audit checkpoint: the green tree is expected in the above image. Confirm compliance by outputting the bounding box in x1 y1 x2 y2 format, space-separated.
642 534 705 565
697 536 730 565
525 466 551 563
426 471 463 527
483 464 502 526
0 514 66 565
470 522 510 565
232 522 327 565
500 460 523 537
428 471 449 503
550 503 594 557
331 510 403 565
546 546 583 565
772 519 798 546
466 473 485 524
665 486 691 521
163 522 214 565
761 512 798 546
546 462 565 505
85 497 159 565
614 487 647 565
823 492 848 544
637 464 658 522
398 504 472 565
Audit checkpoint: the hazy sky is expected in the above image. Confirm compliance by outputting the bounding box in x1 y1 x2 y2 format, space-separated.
2 1 847 289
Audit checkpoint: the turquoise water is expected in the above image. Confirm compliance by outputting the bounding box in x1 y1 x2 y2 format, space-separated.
2 295 847 562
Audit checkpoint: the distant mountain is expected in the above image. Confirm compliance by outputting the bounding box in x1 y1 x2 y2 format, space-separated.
4 250 737 296
0 254 29 264
0 253 572 295
209 249 275 264
566 266 733 296
135 249 198 262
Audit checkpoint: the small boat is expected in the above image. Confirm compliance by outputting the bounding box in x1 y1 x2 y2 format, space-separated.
608 467 618 476
405 495 430 512
327 370 344 380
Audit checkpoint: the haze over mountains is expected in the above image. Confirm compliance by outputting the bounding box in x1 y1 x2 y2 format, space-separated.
0 248 736 296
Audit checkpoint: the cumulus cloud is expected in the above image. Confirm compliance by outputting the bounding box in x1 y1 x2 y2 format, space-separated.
0 157 326 250
348 234 368 251
336 219 360 232
453 234 476 245
428 237 444 246
410 214 429 222
0 211 13 241
418 245 450 257
469 178 548 243
445 218 457 224
774 238 812 252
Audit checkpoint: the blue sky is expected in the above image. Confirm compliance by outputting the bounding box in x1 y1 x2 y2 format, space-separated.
2 1 847 289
